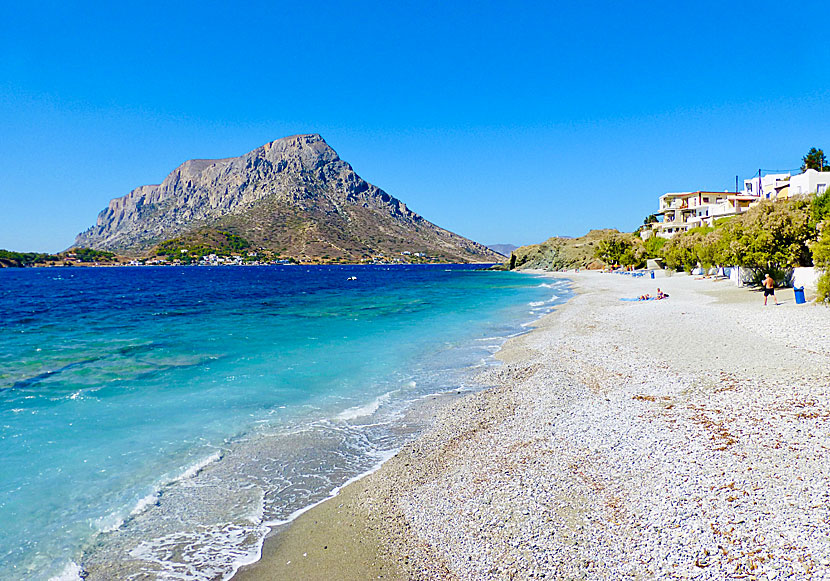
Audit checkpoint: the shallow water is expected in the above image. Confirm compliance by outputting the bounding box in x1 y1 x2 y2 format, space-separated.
0 264 570 580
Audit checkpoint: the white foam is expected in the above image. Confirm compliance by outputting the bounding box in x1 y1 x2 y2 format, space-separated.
212 448 401 581
94 511 126 533
528 301 546 307
47 560 84 581
264 448 398 528
174 451 223 483
130 491 161 517
128 523 269 581
336 392 392 421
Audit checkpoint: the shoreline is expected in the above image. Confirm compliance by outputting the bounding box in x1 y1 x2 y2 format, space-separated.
232 273 577 580
230 275 568 581
235 270 830 580
4 264 548 581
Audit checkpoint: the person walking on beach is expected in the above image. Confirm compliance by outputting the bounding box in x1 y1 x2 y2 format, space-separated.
763 273 778 306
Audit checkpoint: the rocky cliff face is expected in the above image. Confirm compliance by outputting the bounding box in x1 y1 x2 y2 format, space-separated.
75 134 499 262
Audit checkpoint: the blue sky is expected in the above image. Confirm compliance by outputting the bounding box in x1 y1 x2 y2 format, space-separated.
1 1 828 252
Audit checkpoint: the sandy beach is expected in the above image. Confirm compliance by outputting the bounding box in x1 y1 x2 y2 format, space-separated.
234 270 830 580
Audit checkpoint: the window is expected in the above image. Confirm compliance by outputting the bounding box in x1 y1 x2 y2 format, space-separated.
818 184 827 194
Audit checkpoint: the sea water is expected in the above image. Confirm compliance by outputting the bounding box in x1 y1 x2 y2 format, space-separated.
0 265 569 580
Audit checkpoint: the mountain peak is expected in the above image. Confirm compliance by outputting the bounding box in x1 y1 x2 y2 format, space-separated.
75 136 499 263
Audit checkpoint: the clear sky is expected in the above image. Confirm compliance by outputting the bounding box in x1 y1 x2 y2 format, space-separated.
2 1 828 252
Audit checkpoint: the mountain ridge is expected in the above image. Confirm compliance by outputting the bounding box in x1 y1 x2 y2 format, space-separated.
75 135 500 263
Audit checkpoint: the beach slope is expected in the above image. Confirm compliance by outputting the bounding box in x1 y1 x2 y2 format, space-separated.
237 271 830 580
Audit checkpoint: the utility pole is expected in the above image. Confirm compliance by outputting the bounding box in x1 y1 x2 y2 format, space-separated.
735 175 738 193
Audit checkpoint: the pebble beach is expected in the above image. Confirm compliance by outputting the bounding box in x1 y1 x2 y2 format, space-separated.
234 270 830 581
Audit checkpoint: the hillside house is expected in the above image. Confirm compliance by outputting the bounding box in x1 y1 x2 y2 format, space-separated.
646 168 830 240
741 169 830 202
789 168 830 197
742 173 791 200
648 191 756 239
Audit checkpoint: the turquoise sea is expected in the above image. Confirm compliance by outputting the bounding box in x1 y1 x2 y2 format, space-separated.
0 265 569 580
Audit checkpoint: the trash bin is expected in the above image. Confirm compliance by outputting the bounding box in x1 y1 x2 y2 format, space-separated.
650 270 655 279
794 286 806 304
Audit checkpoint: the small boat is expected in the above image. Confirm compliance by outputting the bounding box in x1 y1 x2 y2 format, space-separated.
346 276 357 281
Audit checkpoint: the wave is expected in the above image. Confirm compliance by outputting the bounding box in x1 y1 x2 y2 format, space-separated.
127 522 269 581
92 452 223 536
47 560 84 581
130 491 162 518
174 451 224 483
336 391 394 421
264 448 397 529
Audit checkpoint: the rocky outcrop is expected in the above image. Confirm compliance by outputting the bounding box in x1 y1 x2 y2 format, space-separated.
508 229 619 271
75 134 500 262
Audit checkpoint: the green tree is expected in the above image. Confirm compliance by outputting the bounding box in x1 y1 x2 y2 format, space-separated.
811 220 830 301
811 189 830 228
802 147 829 172
718 199 813 275
594 234 644 267
662 227 712 272
643 235 666 258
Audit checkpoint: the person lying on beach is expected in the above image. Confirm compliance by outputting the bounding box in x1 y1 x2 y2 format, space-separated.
656 288 669 299
639 294 651 301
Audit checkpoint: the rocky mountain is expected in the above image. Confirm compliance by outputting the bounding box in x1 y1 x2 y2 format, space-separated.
75 134 500 263
487 244 518 257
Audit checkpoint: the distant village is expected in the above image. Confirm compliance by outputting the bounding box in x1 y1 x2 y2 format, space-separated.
135 250 432 267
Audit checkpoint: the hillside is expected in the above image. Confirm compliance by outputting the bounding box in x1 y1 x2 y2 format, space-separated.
487 244 517 257
75 135 500 263
507 229 619 270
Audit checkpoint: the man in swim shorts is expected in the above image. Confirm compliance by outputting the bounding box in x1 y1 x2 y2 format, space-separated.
763 274 778 306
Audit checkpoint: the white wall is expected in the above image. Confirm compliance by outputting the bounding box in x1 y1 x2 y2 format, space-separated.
742 173 790 198
793 267 819 291
789 169 830 197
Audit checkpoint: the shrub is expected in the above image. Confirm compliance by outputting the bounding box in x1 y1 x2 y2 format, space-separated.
643 236 666 258
811 222 830 301
594 234 646 267
662 199 814 277
817 272 830 304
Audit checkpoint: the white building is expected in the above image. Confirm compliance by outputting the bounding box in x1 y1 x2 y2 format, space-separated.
648 191 756 239
742 173 790 200
788 168 830 197
645 168 830 240
741 169 830 201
